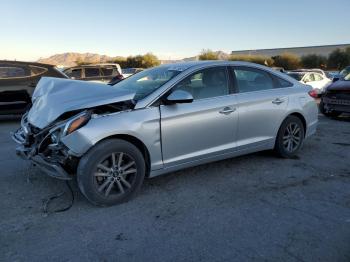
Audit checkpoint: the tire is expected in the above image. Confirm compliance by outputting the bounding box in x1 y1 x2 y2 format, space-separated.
77 139 146 206
319 101 342 118
274 116 305 158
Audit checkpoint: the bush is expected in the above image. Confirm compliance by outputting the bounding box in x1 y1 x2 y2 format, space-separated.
111 53 160 69
229 54 273 66
301 54 327 69
272 53 301 70
198 49 219 60
327 49 350 70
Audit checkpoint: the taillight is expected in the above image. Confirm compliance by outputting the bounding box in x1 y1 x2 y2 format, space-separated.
308 89 319 98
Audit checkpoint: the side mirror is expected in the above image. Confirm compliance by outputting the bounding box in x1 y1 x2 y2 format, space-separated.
332 77 339 83
165 90 193 104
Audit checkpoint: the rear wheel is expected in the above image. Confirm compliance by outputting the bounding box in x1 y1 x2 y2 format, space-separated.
77 139 145 206
275 116 305 158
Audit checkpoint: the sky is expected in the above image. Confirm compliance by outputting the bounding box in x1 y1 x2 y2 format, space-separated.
1 0 350 61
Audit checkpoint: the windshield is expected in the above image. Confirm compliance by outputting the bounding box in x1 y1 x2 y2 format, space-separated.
113 65 182 101
287 73 305 81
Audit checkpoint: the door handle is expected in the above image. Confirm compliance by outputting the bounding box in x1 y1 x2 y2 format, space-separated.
272 98 285 105
219 107 236 115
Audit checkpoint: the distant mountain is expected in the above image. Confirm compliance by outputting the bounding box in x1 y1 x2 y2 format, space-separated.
38 52 123 67
37 50 230 67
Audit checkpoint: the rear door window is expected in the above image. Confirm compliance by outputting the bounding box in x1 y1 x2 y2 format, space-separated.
231 67 275 93
274 76 293 88
84 67 100 78
0 66 27 78
314 73 323 81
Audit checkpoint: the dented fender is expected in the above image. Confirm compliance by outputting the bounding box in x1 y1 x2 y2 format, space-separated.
61 107 163 171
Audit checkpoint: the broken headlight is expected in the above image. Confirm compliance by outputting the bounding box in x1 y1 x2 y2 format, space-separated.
62 111 92 136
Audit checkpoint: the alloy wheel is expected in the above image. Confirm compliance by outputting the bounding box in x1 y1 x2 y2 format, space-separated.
94 152 137 197
283 122 302 153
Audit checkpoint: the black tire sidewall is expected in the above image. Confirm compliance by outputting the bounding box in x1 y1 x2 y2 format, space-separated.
77 139 145 206
275 116 305 158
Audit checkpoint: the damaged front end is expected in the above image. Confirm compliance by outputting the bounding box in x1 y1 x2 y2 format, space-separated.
11 77 137 180
11 112 88 180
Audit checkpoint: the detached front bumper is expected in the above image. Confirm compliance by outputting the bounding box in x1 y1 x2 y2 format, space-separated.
12 130 73 181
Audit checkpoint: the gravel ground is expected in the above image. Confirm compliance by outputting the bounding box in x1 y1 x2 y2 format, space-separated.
0 114 349 262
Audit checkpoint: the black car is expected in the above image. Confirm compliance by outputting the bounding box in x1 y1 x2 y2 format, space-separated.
320 73 350 117
63 64 123 83
0 61 67 115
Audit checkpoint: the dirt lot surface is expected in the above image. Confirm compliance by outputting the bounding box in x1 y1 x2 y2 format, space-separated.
1 114 350 262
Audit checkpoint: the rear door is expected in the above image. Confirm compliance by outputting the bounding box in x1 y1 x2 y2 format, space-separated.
0 63 32 114
160 66 238 167
231 66 291 149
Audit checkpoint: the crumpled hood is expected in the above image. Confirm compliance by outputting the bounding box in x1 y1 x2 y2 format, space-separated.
28 77 135 129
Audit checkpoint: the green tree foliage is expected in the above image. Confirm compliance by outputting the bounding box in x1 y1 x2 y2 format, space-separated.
111 53 160 69
327 49 350 70
198 49 219 60
301 54 327 69
140 53 160 68
272 53 301 70
229 55 273 66
111 57 127 68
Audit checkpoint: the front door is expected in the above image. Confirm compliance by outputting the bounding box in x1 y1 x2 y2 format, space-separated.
160 66 238 167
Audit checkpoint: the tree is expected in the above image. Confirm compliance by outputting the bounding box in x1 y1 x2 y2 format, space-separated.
301 54 327 69
327 49 350 70
110 57 127 68
111 53 160 68
229 54 273 66
141 53 160 68
198 49 219 60
272 53 301 70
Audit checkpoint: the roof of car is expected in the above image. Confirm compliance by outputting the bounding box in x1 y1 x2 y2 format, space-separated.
0 60 57 68
161 60 275 71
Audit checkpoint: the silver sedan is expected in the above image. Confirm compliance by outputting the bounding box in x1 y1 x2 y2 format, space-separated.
12 61 318 206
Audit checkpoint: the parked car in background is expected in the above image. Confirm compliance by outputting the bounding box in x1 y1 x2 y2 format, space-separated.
64 64 123 83
287 71 331 96
12 61 318 206
339 66 350 78
122 68 144 78
0 61 67 115
320 72 350 117
271 67 285 73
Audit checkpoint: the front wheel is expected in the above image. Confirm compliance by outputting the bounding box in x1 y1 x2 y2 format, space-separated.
77 139 145 206
274 116 305 158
